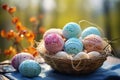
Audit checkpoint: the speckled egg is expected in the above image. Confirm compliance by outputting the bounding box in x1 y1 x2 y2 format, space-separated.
44 33 64 53
88 51 101 58
11 52 34 70
63 22 81 39
65 38 82 45
83 34 104 52
81 27 101 39
19 60 41 78
43 28 63 39
73 52 89 60
64 38 83 54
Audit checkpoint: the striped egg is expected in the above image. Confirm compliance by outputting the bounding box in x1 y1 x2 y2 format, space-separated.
11 52 34 70
83 34 104 52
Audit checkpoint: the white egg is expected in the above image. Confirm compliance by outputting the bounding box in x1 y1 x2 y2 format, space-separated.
73 52 89 60
88 51 101 58
55 51 72 59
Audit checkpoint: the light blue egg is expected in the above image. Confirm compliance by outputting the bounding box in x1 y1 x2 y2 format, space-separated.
81 27 101 39
64 38 83 54
19 60 41 78
65 38 83 46
63 22 81 39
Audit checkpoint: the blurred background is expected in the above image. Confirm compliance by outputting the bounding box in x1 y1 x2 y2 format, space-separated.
0 0 120 61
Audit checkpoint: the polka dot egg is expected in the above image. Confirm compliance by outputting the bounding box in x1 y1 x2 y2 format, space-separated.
19 60 41 78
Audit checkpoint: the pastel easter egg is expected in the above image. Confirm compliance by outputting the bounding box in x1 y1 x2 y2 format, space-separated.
64 38 83 54
73 52 89 60
43 28 63 39
88 51 101 58
44 33 64 53
63 22 81 39
55 51 72 59
11 52 34 70
81 27 101 39
83 34 104 52
19 60 41 78
65 38 82 45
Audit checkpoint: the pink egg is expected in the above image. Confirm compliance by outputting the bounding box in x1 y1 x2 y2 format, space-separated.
43 28 63 39
83 34 104 52
11 52 34 70
44 33 64 54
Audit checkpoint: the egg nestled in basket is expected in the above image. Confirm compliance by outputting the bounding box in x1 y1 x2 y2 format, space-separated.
81 27 101 39
62 22 81 39
64 38 83 54
44 33 64 54
88 51 101 59
73 52 89 60
43 28 63 39
37 22 111 75
55 51 72 59
83 34 104 52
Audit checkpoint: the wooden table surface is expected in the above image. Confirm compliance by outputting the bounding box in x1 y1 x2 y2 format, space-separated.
0 56 120 80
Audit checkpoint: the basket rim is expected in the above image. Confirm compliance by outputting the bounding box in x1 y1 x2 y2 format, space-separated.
39 51 107 61
36 39 110 61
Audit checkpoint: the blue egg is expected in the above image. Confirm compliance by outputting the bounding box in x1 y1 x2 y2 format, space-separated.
64 38 83 54
19 60 41 78
65 38 82 45
63 22 81 39
81 27 101 39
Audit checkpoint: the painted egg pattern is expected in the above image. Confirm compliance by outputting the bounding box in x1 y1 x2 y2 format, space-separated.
11 52 34 70
19 60 41 77
83 34 104 52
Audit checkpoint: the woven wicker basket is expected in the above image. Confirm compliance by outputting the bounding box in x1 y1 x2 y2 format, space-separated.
36 40 111 75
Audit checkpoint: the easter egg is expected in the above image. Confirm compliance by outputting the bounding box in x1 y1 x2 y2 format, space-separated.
44 33 64 53
65 38 82 45
81 27 101 39
64 38 83 54
11 52 34 70
63 22 81 39
73 52 89 60
19 60 41 78
43 28 63 39
83 34 104 52
88 51 101 58
55 51 72 59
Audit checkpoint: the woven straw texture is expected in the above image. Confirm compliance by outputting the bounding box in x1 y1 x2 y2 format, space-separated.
36 40 110 75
